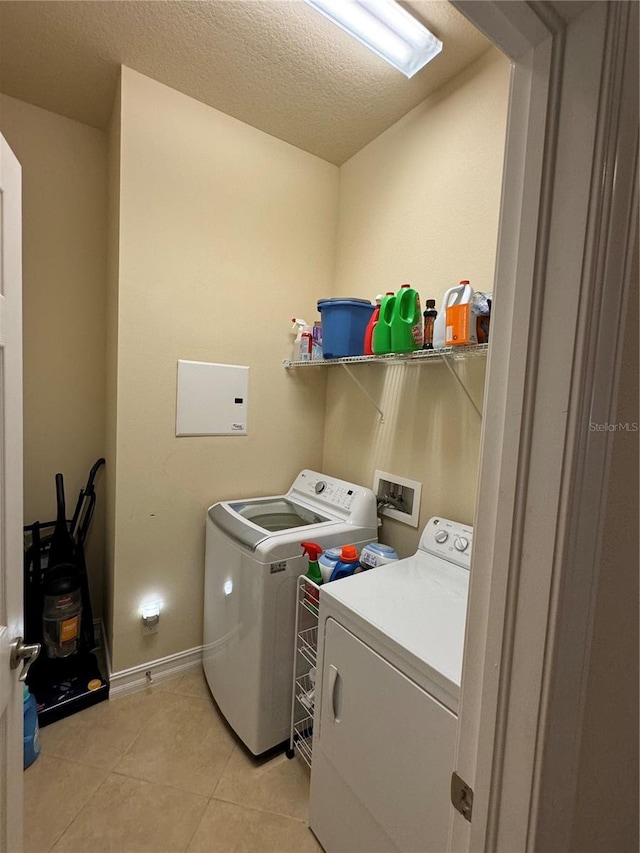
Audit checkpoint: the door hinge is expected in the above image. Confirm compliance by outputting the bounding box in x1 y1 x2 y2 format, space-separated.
451 771 473 822
0 294 6 347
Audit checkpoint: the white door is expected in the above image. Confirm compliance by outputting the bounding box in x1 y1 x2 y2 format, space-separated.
0 132 27 852
448 2 638 850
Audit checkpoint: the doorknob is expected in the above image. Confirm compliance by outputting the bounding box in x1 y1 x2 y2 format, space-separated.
10 636 40 682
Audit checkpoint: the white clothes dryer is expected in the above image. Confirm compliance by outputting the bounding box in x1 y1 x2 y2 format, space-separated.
309 516 473 853
203 469 377 756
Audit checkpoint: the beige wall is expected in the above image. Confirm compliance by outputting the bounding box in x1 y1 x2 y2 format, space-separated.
324 49 510 557
2 47 509 671
110 68 337 671
0 94 107 615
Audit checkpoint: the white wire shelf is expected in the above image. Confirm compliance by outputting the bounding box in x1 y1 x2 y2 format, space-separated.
293 716 314 768
289 575 319 769
284 342 487 421
283 342 489 368
298 578 321 617
297 626 318 668
295 671 315 714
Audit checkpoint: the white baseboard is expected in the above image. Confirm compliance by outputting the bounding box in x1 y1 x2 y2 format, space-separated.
108 645 204 699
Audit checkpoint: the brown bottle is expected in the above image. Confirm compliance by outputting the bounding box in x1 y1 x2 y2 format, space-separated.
422 299 437 350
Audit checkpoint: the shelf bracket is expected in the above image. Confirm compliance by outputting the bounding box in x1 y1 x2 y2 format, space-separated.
441 355 482 419
340 363 384 423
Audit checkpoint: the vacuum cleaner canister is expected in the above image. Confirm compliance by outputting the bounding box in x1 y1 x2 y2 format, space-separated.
42 564 82 658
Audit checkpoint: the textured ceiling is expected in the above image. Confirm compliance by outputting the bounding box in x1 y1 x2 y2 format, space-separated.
0 1 494 165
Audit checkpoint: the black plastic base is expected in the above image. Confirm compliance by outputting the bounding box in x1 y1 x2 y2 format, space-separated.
27 650 109 728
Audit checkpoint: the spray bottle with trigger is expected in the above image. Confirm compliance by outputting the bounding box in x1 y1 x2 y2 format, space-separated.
291 318 312 362
301 541 323 612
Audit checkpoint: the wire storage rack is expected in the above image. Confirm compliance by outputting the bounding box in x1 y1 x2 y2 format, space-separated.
282 342 489 368
286 575 320 767
283 343 488 422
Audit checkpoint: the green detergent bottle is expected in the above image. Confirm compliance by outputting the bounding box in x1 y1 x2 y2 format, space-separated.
372 291 396 354
391 283 423 352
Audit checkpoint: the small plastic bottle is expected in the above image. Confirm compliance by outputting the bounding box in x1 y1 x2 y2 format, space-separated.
328 545 361 582
422 299 437 349
299 326 312 361
291 318 308 362
311 322 323 360
364 295 383 356
318 546 341 583
23 684 40 769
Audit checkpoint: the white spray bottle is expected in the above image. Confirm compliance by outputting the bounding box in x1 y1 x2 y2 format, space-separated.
291 318 311 362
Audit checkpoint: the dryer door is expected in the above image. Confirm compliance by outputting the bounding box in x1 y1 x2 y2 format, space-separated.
312 618 456 852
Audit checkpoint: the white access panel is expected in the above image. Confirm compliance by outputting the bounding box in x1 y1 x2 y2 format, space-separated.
313 617 456 852
176 360 248 436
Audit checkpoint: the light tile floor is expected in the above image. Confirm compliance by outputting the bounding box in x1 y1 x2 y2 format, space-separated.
24 668 321 853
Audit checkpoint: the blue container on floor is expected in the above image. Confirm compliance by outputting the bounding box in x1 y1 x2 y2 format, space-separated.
317 298 374 359
23 684 40 769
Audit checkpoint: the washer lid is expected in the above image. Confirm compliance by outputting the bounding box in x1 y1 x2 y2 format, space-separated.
229 497 330 531
208 498 331 551
321 553 469 704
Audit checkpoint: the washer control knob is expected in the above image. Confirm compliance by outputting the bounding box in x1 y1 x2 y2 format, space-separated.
454 536 469 552
435 530 449 544
315 481 326 494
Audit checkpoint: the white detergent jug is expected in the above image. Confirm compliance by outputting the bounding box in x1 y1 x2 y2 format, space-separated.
433 281 474 349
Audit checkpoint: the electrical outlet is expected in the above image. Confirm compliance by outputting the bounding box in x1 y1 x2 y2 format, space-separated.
140 599 162 635
373 470 422 528
141 618 159 636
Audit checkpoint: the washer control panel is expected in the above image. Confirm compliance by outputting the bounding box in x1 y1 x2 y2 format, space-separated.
290 470 377 526
419 516 474 570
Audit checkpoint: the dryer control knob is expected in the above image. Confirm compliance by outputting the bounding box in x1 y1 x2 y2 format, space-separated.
435 530 449 544
454 536 469 552
315 481 326 494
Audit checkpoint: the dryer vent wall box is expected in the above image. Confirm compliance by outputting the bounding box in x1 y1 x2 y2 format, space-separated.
176 360 249 436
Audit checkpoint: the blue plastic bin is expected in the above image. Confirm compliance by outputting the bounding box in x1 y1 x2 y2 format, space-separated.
317 298 374 359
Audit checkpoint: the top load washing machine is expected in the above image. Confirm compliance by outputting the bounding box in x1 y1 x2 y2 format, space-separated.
309 516 473 853
203 469 377 755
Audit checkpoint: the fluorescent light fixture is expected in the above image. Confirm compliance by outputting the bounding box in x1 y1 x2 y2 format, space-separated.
304 0 442 78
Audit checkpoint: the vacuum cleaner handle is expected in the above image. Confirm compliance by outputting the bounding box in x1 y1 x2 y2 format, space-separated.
86 458 106 488
48 473 75 569
70 458 105 543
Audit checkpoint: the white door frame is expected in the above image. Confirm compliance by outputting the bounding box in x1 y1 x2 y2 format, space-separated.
449 1 638 850
0 133 25 852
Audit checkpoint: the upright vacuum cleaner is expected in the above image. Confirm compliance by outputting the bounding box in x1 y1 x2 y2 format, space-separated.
24 458 108 726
